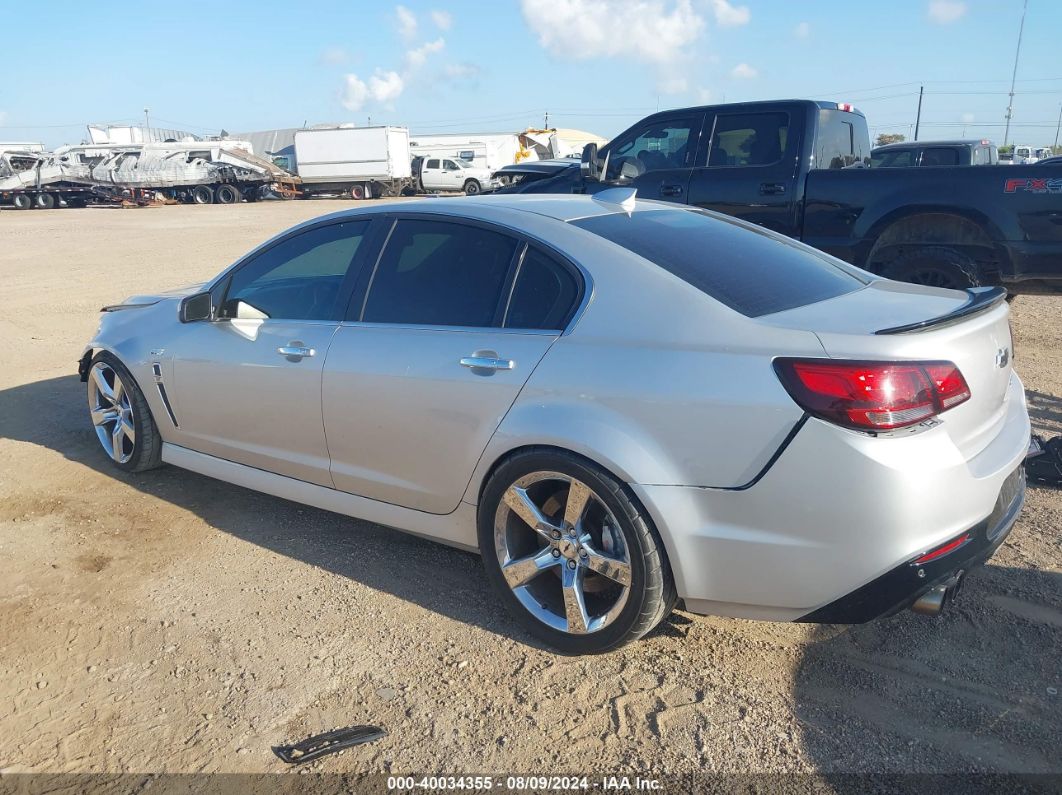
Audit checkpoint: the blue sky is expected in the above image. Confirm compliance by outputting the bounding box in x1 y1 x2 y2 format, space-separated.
3 0 1060 149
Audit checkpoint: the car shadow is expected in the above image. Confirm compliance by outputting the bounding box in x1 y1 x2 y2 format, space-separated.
792 563 1062 775
1025 388 1062 436
0 373 553 648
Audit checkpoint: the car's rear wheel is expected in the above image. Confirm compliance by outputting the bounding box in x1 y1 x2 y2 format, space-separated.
478 449 676 653
214 184 240 204
191 185 214 205
87 352 163 473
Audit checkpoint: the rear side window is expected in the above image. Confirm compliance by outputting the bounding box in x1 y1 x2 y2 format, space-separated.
871 149 914 168
920 147 961 166
504 246 580 330
815 109 870 169
707 112 789 167
362 219 517 327
571 210 864 318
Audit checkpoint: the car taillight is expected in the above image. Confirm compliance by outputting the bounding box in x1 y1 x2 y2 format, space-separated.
774 359 971 432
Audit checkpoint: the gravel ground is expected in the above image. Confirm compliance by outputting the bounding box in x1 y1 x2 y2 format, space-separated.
0 202 1058 781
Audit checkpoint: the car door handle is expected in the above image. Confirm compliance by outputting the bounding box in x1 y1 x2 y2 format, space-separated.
659 183 684 197
277 345 315 359
460 356 514 371
759 182 786 195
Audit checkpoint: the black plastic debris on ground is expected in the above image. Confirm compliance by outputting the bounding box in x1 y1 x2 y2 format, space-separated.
1026 435 1062 488
273 725 387 765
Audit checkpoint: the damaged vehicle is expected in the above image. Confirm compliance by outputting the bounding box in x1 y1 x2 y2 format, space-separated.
81 193 1029 653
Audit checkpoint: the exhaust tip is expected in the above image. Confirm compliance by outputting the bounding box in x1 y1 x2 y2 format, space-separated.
911 585 948 616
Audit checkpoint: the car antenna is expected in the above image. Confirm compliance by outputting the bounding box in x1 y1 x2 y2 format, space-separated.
591 187 637 215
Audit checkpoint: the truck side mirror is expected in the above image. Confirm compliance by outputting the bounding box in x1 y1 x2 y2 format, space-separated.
581 143 600 181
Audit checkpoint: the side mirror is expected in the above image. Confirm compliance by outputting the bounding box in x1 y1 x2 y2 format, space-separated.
581 143 600 181
179 291 213 323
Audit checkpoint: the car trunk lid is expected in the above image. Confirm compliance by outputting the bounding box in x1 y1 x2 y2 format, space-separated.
760 280 1015 459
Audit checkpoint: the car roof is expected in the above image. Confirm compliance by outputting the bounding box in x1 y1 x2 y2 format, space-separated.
300 194 676 227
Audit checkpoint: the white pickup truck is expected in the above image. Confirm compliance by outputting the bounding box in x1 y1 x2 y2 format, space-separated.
417 156 499 195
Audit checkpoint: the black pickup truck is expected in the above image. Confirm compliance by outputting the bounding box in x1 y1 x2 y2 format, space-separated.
499 100 1062 293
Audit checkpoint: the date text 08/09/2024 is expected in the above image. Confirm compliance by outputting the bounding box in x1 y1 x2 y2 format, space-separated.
386 775 662 791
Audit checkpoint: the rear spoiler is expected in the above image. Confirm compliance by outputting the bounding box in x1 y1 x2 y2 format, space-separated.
875 286 1008 335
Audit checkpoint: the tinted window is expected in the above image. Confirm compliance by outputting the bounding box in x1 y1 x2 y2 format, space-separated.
871 148 915 167
920 147 961 166
606 116 700 178
708 112 789 167
222 221 367 321
505 247 580 330
815 110 867 169
571 210 863 318
426 159 439 169
362 219 517 327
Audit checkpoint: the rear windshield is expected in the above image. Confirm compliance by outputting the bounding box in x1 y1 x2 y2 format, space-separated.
570 209 865 317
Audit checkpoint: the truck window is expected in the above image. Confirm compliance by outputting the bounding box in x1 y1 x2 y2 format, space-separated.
571 209 864 318
920 148 960 166
444 160 460 171
605 116 700 179
871 149 914 168
815 110 867 169
707 113 789 167
426 159 439 169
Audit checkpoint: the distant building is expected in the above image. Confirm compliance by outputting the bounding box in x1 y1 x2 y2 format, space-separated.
86 124 199 145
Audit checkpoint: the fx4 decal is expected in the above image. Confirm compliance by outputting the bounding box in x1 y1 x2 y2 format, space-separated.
1004 177 1062 194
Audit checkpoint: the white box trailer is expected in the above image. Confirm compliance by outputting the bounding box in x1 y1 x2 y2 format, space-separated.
294 126 413 199
409 132 523 172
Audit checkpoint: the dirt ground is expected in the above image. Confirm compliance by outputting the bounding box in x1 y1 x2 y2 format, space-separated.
0 201 1059 782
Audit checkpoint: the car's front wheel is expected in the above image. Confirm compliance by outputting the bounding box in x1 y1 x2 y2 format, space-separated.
86 352 163 472
478 449 676 653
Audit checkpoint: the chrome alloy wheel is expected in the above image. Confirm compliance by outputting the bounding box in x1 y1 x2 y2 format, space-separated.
493 472 632 635
87 361 136 464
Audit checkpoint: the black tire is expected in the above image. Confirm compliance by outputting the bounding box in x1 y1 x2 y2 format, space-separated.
12 193 33 210
191 185 214 205
882 246 982 290
478 448 676 654
463 179 481 196
87 351 163 473
214 184 240 204
35 192 57 210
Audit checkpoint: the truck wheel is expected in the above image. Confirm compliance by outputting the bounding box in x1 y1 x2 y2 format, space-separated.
349 184 366 200
215 184 240 204
191 185 214 205
35 193 57 210
463 179 482 196
882 246 982 290
13 194 33 210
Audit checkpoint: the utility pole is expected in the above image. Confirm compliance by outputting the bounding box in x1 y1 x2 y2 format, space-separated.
914 86 924 141
1003 0 1028 149
1054 103 1061 150
543 111 549 129
143 107 150 141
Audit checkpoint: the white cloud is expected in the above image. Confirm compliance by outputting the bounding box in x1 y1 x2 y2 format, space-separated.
928 0 967 24
521 0 704 65
658 75 688 94
395 5 418 40
430 10 453 30
521 0 705 95
731 62 757 79
794 21 810 38
341 69 405 110
961 112 975 124
443 62 480 81
320 46 349 65
405 37 446 69
712 0 750 27
695 87 713 103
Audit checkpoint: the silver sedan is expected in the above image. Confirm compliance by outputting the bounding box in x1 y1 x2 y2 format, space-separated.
81 191 1030 653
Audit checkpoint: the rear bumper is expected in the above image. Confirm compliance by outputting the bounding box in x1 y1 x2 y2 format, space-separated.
797 464 1025 623
632 373 1031 622
1001 241 1062 293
